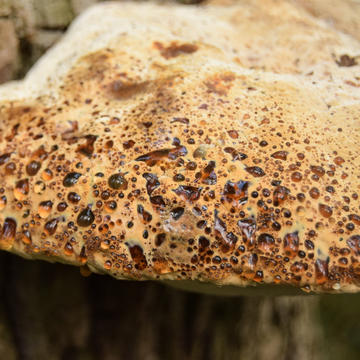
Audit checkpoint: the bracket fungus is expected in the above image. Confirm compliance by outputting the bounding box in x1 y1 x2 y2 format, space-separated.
0 0 359 295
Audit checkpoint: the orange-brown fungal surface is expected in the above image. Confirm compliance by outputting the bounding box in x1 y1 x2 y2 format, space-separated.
0 0 360 294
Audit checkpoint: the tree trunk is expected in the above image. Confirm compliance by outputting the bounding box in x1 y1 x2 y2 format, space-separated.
0 252 323 360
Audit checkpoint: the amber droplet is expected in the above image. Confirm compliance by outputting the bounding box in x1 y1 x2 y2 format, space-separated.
22 230 32 245
108 173 128 190
64 242 74 256
1 217 17 247
44 218 58 236
271 151 288 161
334 156 345 166
38 200 53 219
283 231 299 258
143 173 160 195
105 200 117 213
63 172 81 187
245 166 265 177
347 235 360 255
173 185 202 202
42 169 53 181
137 204 153 223
0 195 7 211
315 258 329 284
14 179 29 200
237 217 257 247
273 186 289 206
319 204 333 218
170 207 185 220
257 233 275 251
310 165 325 177
127 243 148 270
291 172 302 182
155 233 166 247
0 153 11 166
227 130 238 139
68 192 81 203
309 187 320 199
104 260 112 270
77 208 95 227
26 161 41 176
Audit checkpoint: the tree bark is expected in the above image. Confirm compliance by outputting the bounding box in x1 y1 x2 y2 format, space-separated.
0 252 323 360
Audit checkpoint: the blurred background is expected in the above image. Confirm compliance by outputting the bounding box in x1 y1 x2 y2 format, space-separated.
0 1 360 359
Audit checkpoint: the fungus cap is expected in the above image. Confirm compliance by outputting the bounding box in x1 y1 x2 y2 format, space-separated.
0 0 360 294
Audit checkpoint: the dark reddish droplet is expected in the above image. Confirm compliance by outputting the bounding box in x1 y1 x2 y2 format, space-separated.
257 233 275 251
347 235 360 255
319 204 333 218
245 166 265 177
26 161 41 176
143 173 160 195
108 173 128 190
68 192 81 203
1 217 17 246
44 218 58 236
137 204 153 223
171 207 185 220
155 233 166 247
173 185 202 202
77 208 95 227
14 179 29 200
0 153 11 166
271 151 288 161
63 172 81 187
127 243 148 270
283 231 299 258
237 217 257 247
315 258 329 284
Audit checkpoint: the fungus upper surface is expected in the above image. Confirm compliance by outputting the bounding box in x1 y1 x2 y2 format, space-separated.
0 0 359 293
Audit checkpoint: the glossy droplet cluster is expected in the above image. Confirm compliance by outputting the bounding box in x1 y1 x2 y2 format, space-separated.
0 0 359 294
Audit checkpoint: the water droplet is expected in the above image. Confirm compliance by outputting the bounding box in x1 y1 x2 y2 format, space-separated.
283 231 299 257
0 195 7 211
271 151 288 161
170 207 184 220
173 185 202 202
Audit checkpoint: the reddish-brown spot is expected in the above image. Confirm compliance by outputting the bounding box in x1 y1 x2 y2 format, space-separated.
204 72 236 96
237 218 257 247
143 173 160 196
26 161 41 176
154 41 198 59
137 204 153 223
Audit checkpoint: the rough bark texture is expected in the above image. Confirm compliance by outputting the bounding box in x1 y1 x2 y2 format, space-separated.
0 1 359 359
0 252 324 360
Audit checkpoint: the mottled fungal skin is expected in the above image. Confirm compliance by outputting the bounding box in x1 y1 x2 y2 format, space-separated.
0 0 360 294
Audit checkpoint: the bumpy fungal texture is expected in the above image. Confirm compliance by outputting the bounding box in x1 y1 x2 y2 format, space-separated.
0 0 360 294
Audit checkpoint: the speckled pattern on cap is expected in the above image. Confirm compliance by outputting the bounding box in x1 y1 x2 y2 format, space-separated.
0 0 359 294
